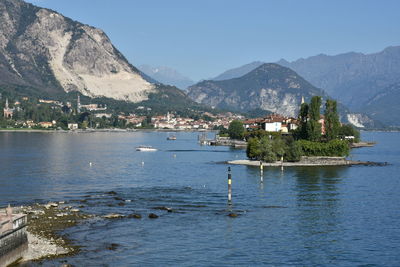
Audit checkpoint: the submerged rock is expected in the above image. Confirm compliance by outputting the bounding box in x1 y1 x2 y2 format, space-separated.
152 206 173 212
44 202 59 209
148 213 159 219
107 243 120 251
103 213 125 219
127 214 142 219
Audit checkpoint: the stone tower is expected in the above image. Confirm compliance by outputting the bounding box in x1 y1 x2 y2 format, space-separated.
77 95 81 113
3 98 14 118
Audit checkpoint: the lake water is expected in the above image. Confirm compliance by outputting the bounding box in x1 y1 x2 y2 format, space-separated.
0 131 399 266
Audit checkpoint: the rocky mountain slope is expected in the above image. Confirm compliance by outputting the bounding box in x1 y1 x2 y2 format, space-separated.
188 63 330 117
0 0 155 102
138 65 194 90
361 82 400 127
188 63 382 128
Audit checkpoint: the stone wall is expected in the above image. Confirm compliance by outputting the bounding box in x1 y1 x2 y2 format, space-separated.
0 226 28 267
300 156 348 165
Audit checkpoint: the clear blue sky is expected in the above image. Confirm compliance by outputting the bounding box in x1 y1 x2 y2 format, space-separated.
27 0 400 81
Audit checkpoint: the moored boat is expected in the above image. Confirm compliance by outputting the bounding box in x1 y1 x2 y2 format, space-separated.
136 145 157 151
167 135 177 140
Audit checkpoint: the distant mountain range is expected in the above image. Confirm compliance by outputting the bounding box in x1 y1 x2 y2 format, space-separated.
362 82 400 126
188 63 369 125
277 46 400 112
208 46 400 127
138 65 194 90
212 61 265 81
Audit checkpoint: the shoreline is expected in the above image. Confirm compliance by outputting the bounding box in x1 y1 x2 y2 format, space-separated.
0 128 216 133
350 142 376 148
2 128 399 134
228 157 387 167
9 202 93 264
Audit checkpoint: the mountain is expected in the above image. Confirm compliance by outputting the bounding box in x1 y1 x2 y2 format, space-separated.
276 46 400 111
189 63 379 127
212 61 264 81
211 47 400 112
188 63 331 118
208 46 400 127
361 82 400 127
138 65 194 90
0 0 155 102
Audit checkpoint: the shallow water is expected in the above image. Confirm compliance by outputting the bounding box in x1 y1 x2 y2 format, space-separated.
1 131 399 266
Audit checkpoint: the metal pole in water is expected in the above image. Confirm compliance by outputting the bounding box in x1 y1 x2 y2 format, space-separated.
228 167 232 202
260 161 264 182
281 156 284 171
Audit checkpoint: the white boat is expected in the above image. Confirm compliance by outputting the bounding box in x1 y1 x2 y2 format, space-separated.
136 145 157 152
167 135 177 140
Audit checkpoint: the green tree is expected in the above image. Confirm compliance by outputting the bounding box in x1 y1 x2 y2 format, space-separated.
272 137 286 159
324 99 340 141
214 125 228 135
309 96 321 121
293 103 311 140
298 102 309 140
228 120 245 140
285 141 302 162
308 96 322 141
246 137 261 160
259 136 276 162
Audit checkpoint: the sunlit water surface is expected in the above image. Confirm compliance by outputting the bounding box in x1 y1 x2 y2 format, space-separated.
0 131 399 266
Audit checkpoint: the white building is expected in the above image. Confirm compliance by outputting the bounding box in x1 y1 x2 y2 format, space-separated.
68 123 78 130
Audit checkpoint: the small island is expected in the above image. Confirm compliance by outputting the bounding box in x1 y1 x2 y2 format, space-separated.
223 96 383 167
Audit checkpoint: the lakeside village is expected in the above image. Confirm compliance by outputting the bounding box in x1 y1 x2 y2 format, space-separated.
1 93 360 141
0 93 245 131
1 93 364 162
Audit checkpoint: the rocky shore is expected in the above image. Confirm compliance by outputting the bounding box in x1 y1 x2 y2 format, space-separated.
350 142 376 148
12 202 94 263
228 156 387 167
23 232 69 262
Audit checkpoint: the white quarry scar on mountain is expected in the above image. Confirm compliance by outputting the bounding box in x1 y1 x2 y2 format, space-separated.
346 114 366 128
37 10 155 102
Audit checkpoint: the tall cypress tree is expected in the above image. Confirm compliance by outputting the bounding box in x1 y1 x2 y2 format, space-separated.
308 96 322 141
298 102 309 140
324 99 340 141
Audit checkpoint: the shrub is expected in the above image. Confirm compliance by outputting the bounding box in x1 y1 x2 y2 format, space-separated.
297 139 350 157
284 140 302 162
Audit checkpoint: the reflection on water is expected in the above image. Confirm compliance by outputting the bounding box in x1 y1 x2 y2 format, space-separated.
293 167 345 264
1 131 400 266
